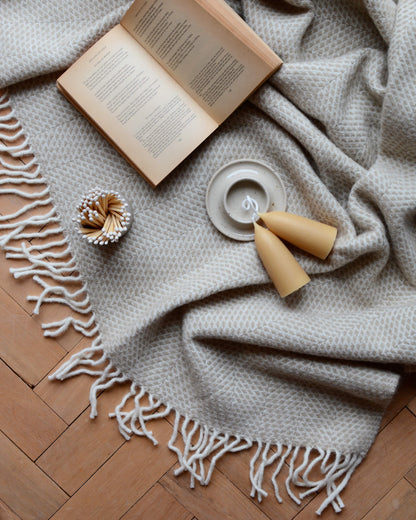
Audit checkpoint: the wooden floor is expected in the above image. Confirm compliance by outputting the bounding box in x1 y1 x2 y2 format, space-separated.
2 97 416 520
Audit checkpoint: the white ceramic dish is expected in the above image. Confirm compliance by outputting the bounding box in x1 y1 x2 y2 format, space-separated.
206 159 287 241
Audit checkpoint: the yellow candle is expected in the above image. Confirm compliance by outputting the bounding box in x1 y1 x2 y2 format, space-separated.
254 222 310 298
259 211 337 260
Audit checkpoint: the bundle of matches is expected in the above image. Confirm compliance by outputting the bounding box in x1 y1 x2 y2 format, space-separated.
74 188 132 245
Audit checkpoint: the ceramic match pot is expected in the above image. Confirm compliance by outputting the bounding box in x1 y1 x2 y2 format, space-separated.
73 188 133 245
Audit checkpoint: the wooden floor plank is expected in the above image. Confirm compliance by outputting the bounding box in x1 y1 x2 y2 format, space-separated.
0 498 21 520
0 150 24 170
37 382 133 495
0 192 52 227
362 478 416 520
0 360 67 460
34 336 101 424
0 247 42 315
380 374 416 429
292 409 416 520
0 432 68 520
121 483 193 520
0 286 66 386
50 417 176 520
405 464 416 489
407 394 416 417
161 462 271 520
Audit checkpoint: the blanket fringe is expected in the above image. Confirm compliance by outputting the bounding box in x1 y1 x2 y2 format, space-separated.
50 342 364 515
0 91 364 515
0 91 96 338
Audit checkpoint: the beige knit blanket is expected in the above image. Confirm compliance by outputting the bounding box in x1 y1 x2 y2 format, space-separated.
1 0 416 514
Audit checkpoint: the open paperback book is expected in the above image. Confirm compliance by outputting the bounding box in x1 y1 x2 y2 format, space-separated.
57 0 282 186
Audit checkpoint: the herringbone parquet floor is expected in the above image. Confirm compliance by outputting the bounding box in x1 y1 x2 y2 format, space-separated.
1 94 416 520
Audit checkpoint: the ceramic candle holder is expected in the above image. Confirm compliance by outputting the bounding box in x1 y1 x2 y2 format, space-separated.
223 177 270 226
206 159 287 241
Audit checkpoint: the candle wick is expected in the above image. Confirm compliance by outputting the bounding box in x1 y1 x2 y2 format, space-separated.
242 195 260 223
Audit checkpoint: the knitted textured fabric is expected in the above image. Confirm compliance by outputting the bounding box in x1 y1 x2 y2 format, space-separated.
1 0 416 514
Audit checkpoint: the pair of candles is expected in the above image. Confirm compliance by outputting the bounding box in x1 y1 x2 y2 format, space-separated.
254 212 337 298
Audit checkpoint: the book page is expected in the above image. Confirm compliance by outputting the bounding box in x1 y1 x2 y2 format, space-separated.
57 25 217 186
121 0 280 123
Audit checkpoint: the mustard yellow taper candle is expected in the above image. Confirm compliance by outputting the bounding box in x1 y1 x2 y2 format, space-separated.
254 222 310 298
258 211 337 260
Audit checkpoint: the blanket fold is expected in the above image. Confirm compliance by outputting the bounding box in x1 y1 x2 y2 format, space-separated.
1 0 415 515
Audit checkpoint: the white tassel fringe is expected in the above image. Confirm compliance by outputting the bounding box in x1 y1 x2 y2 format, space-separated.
0 92 96 338
49 341 364 515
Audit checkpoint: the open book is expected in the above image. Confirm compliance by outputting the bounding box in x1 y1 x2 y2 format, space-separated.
57 0 282 187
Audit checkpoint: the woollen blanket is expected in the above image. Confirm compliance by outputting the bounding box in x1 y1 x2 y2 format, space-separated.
1 0 416 514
